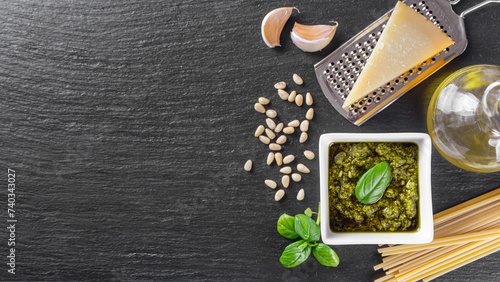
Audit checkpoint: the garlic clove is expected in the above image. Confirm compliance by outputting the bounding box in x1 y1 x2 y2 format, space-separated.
261 7 297 48
290 22 338 52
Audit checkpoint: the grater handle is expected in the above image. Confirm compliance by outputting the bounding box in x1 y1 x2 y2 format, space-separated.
460 0 500 17
451 0 461 5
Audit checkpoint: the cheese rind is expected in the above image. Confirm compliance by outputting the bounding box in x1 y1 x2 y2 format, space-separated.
342 1 455 109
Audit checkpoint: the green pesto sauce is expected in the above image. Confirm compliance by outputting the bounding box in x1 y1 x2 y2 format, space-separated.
328 142 419 232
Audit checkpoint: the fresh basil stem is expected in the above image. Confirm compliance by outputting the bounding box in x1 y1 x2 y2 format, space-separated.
355 161 392 204
316 202 321 225
307 241 318 247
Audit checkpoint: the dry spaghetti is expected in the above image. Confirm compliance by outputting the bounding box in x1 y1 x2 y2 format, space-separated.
374 187 500 282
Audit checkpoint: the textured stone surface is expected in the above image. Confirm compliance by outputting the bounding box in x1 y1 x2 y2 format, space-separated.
0 0 499 280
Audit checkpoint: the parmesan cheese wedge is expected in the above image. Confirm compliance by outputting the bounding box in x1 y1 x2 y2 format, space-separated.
342 1 455 110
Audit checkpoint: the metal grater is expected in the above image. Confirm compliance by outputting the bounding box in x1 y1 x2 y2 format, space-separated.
314 0 499 126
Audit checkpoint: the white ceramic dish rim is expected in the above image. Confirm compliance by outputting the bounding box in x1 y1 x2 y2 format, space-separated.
319 133 433 245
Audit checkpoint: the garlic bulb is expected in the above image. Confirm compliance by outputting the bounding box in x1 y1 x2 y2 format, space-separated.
290 22 338 52
261 7 297 48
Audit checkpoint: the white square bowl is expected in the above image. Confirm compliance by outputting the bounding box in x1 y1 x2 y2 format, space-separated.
319 133 433 245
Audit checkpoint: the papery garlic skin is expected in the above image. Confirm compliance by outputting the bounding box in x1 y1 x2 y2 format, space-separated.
291 22 338 52
261 7 297 48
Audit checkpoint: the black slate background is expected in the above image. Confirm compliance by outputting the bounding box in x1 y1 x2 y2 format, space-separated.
1 0 499 281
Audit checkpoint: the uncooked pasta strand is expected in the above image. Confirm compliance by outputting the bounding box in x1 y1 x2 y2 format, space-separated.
422 239 500 281
434 200 500 238
395 240 493 282
434 189 500 226
378 228 500 256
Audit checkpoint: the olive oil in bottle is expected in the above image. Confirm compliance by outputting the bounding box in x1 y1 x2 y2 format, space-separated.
427 65 500 173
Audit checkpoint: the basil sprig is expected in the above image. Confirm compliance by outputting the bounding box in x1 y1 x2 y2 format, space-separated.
277 205 339 268
355 161 392 204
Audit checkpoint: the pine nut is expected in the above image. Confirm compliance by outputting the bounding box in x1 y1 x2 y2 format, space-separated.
265 128 276 139
244 160 252 171
266 109 277 118
259 135 270 144
297 189 305 201
275 189 285 201
274 82 286 90
300 120 309 132
306 92 313 106
274 123 284 133
297 163 310 173
293 73 303 85
283 127 295 134
277 89 289 100
265 179 277 189
255 125 265 137
255 103 266 113
269 143 281 151
266 118 276 130
288 120 300 127
267 152 275 165
306 108 314 120
288 90 297 102
276 135 287 145
292 173 301 182
304 150 315 160
259 97 270 105
275 152 283 166
280 166 292 174
299 132 308 143
283 155 295 164
282 175 290 188
295 94 303 106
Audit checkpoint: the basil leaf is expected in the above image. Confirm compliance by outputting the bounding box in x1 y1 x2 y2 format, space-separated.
355 161 392 204
294 214 320 242
279 240 311 268
304 208 313 217
277 214 299 239
312 243 340 267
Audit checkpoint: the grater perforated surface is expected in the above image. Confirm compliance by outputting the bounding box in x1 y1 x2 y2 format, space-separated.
314 0 467 126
